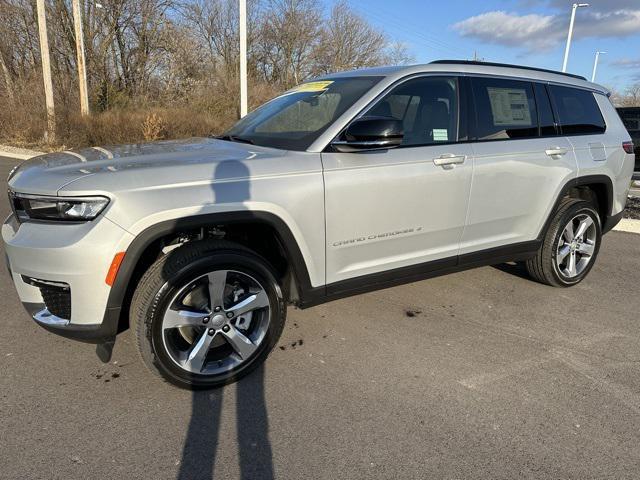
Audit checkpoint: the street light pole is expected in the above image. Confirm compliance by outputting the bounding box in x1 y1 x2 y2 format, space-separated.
562 3 589 73
591 51 606 82
239 0 248 118
72 0 90 116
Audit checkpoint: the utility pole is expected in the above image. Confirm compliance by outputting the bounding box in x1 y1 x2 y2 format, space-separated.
562 3 589 72
36 0 56 143
239 0 248 117
591 51 606 82
0 53 14 104
72 0 90 116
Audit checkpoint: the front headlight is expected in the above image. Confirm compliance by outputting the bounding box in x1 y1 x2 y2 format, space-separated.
9 192 110 222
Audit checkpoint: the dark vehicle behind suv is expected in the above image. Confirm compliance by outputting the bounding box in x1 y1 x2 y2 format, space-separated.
618 107 640 176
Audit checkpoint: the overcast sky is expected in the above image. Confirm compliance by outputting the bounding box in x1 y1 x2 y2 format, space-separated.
337 0 640 90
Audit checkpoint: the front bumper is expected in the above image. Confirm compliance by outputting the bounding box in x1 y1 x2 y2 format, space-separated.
3 213 134 343
602 210 624 235
21 301 122 343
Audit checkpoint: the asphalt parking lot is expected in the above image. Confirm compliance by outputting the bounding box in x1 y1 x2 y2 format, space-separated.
2 155 640 479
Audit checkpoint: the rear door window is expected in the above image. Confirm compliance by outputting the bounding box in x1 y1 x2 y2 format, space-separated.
471 77 538 141
548 85 606 135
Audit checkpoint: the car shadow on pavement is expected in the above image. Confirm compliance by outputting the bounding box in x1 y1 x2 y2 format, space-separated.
177 365 274 480
492 261 531 280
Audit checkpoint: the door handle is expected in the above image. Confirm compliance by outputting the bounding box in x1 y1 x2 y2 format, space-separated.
545 147 568 158
433 154 466 167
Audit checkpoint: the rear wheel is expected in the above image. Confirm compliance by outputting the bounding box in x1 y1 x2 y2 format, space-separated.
526 198 601 287
130 240 285 389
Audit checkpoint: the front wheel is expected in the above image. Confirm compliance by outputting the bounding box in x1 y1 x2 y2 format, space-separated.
130 240 285 389
526 198 602 287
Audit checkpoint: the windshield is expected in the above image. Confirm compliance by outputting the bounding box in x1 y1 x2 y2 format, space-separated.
224 77 382 151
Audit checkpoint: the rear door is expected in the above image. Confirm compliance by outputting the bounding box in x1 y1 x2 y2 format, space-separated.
460 77 576 255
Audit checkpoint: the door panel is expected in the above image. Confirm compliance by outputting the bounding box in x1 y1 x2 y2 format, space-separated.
323 144 473 284
460 77 577 254
460 138 576 254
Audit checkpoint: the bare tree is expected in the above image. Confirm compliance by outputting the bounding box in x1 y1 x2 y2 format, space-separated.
621 84 640 107
182 0 257 74
0 0 413 146
313 1 390 75
610 84 640 108
256 0 322 87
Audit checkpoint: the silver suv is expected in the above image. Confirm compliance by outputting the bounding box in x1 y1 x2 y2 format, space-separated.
3 61 635 389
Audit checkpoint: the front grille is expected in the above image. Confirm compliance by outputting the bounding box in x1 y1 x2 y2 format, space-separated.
21 276 71 320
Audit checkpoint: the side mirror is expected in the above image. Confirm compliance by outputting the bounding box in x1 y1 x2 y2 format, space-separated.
332 116 404 153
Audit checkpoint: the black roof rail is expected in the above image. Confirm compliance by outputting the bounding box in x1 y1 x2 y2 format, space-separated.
429 60 587 81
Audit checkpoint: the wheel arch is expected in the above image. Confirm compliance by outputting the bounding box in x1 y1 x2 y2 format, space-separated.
538 174 614 240
106 211 316 330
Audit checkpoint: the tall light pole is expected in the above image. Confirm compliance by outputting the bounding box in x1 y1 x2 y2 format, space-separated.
562 3 589 73
239 0 248 118
36 0 56 143
591 51 606 82
72 0 90 116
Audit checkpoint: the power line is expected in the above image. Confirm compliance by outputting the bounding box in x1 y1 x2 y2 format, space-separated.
348 0 471 59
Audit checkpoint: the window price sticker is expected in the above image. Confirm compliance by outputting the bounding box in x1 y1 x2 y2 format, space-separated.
487 87 532 126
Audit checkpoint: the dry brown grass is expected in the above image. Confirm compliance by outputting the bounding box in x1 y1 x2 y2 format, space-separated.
0 76 256 151
0 73 282 151
0 105 236 151
59 107 232 148
142 112 168 141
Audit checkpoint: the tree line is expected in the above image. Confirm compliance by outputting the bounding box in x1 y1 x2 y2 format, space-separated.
0 0 411 147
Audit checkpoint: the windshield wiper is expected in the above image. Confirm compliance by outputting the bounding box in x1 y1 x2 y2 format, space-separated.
214 134 254 145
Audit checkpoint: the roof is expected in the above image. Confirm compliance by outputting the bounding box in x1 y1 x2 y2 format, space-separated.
320 60 608 95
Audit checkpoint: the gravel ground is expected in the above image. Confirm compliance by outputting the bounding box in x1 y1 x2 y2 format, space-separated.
624 195 640 220
0 145 42 159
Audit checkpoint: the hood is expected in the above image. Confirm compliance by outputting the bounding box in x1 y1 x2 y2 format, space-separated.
7 137 284 195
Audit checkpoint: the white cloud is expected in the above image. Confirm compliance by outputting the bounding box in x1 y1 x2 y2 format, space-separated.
579 10 640 38
453 11 562 50
611 58 640 69
453 8 640 52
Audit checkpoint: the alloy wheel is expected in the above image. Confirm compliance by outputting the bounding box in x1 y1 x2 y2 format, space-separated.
160 269 270 375
555 213 597 279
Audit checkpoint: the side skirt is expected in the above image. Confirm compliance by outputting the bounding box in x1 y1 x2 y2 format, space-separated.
297 240 540 309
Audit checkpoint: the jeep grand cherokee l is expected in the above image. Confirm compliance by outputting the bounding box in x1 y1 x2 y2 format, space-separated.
3 61 634 389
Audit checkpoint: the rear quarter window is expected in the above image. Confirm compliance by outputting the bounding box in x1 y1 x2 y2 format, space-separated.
548 85 606 135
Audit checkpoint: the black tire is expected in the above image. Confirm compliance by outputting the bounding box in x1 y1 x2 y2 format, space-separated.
526 198 602 287
130 239 286 389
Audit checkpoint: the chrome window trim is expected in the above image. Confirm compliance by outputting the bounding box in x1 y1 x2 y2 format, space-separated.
311 69 609 153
